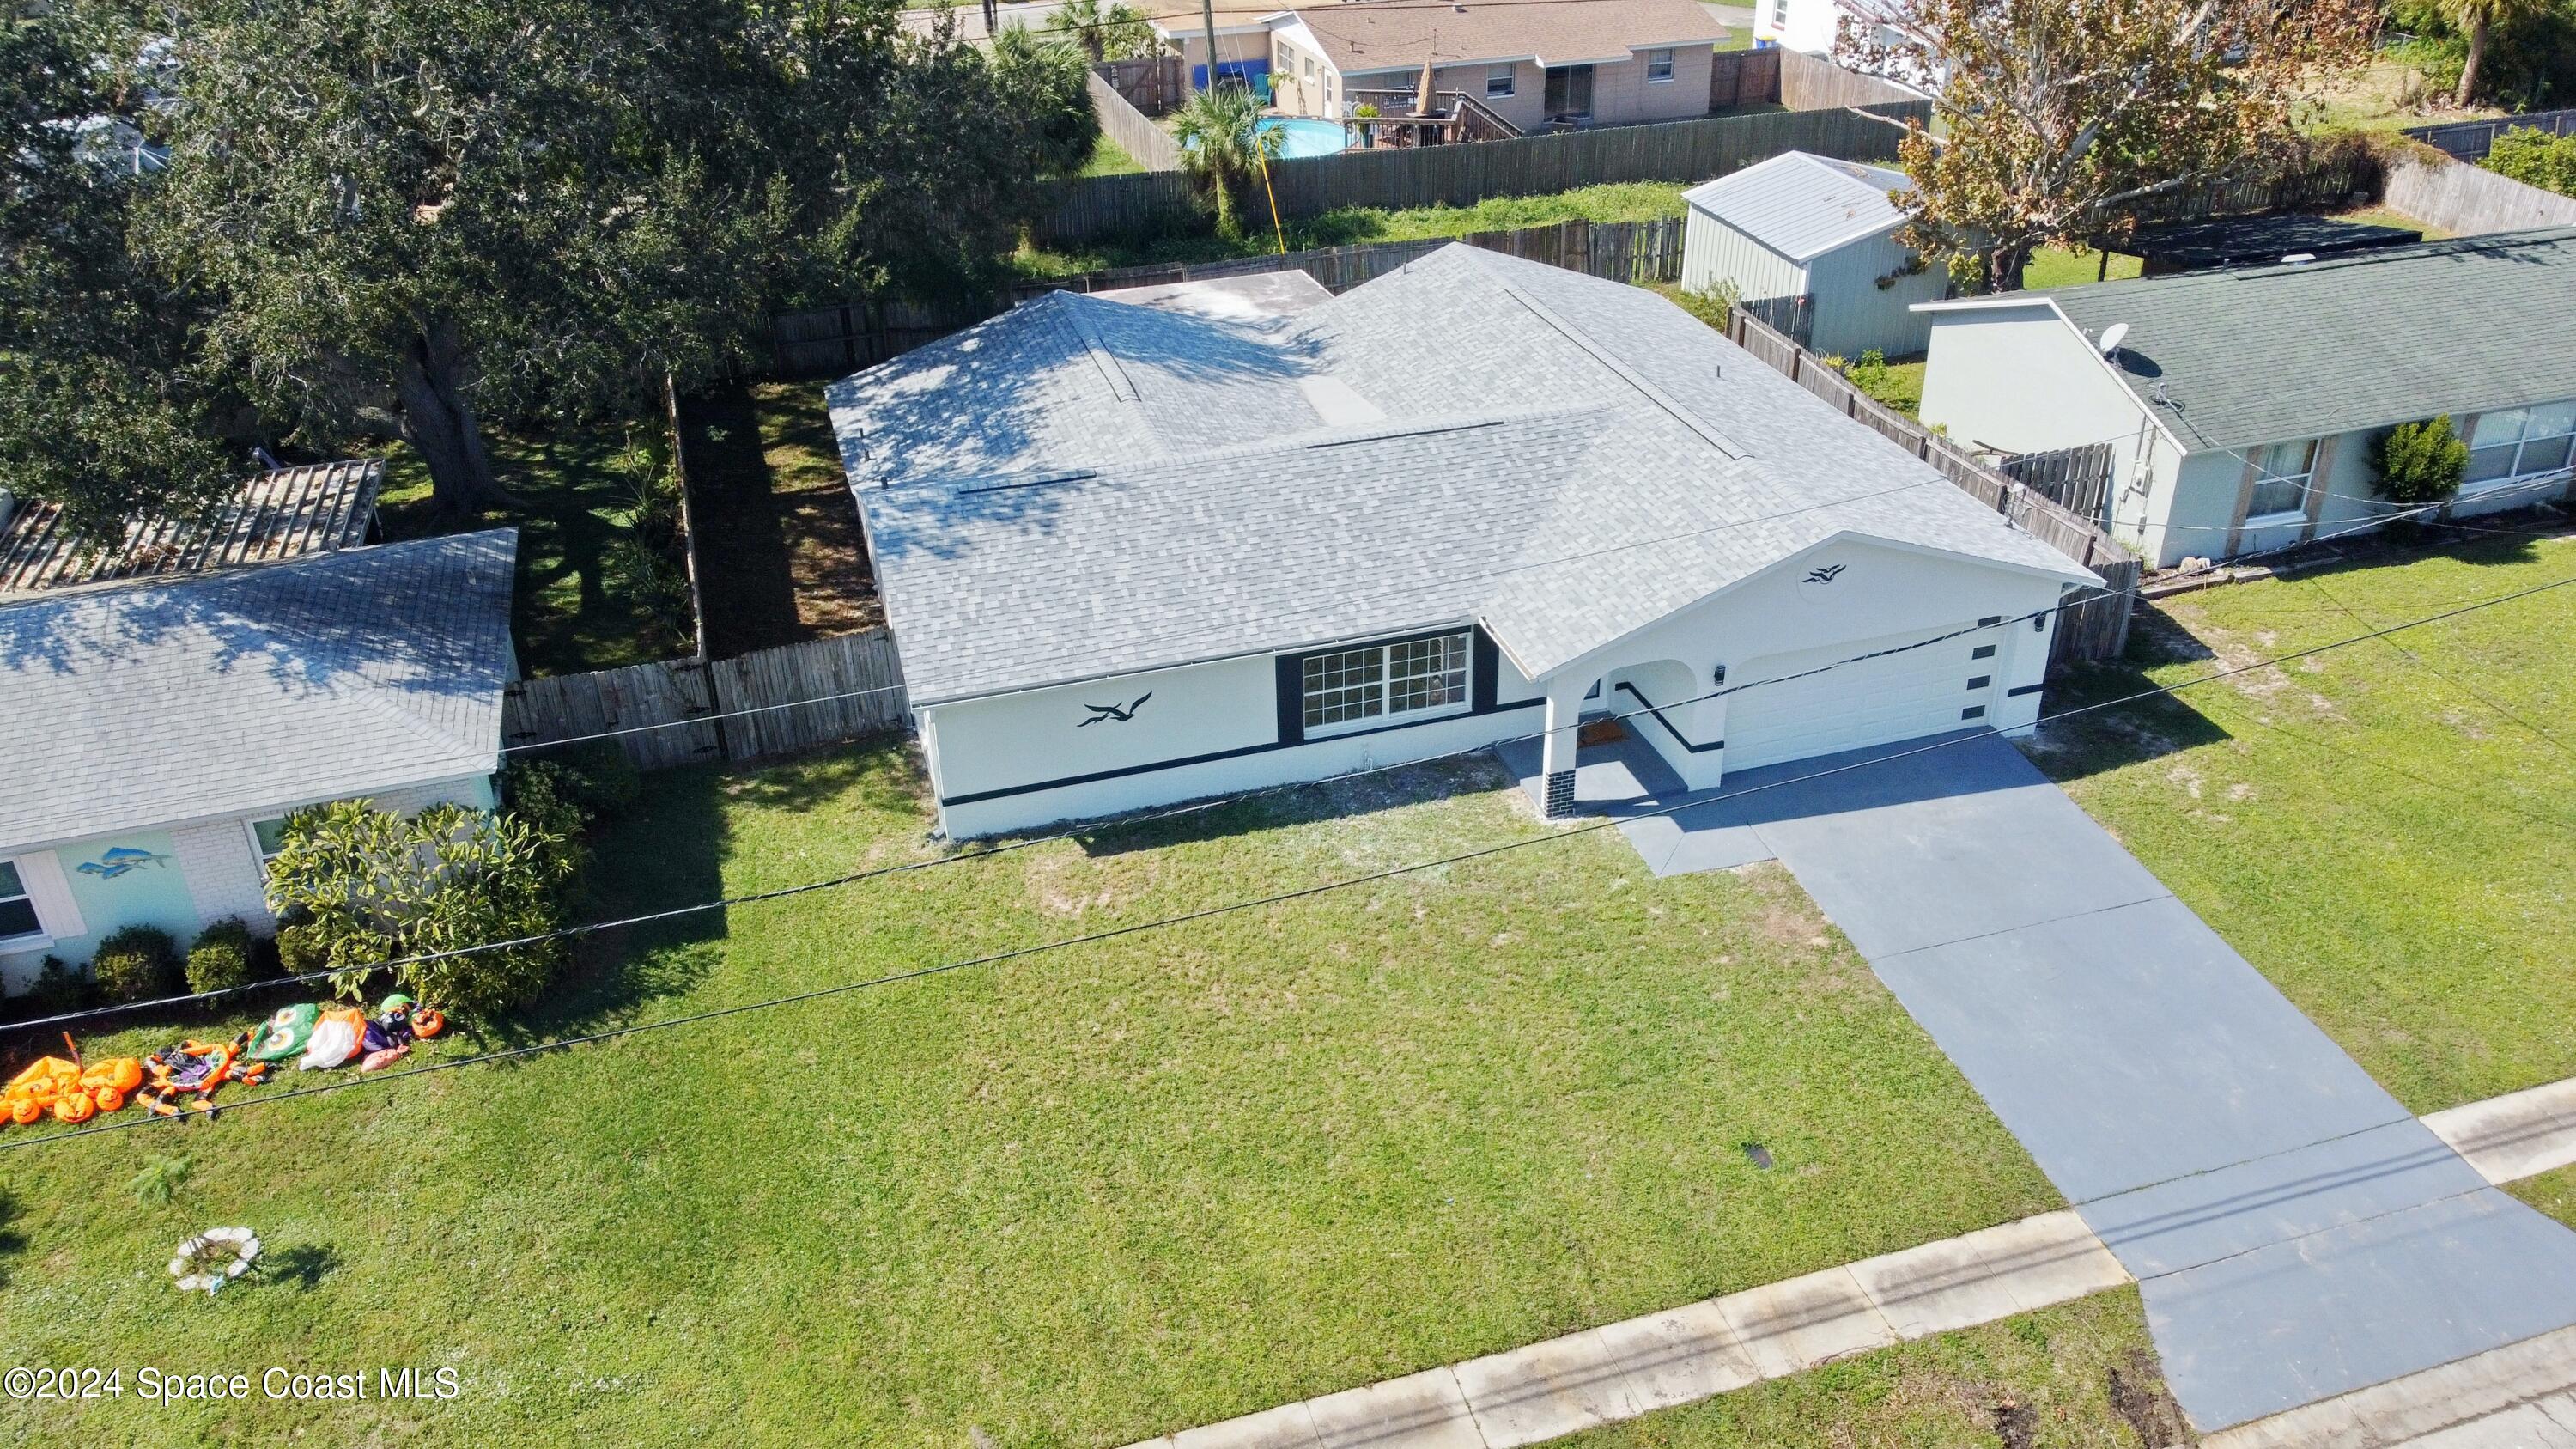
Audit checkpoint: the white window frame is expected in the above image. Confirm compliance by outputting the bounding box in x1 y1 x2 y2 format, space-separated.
1299 631 1473 738
0 857 45 949
1486 64 1516 98
2244 438 2318 524
2463 400 2576 494
1644 48 1676 82
246 814 294 872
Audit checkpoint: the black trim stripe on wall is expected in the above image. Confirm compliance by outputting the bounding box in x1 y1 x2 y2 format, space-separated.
946 624 1532 809
941 697 1544 807
1615 681 1723 753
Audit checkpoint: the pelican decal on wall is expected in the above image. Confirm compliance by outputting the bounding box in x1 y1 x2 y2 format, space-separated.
1801 563 1848 586
1079 691 1152 726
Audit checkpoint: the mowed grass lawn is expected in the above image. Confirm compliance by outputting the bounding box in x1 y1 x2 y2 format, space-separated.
0 747 2055 1445
2030 527 2576 1112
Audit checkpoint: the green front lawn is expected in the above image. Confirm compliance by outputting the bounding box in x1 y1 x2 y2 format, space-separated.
1562 1288 2187 1448
0 745 2057 1445
2510 1163 2576 1227
2029 530 2576 1112
381 422 690 677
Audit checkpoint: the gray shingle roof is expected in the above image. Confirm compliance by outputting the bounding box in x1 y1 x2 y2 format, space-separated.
1682 151 1913 262
2036 228 2576 454
0 531 518 848
834 246 2093 706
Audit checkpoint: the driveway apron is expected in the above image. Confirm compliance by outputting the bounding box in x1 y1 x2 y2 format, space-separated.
1640 730 2576 1433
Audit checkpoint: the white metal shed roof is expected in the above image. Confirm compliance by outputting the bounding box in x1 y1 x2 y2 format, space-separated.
1683 151 1914 263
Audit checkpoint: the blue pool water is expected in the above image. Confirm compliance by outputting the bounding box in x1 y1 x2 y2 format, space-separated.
1260 118 1350 160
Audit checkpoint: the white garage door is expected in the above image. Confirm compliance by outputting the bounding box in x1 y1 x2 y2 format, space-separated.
1724 624 2001 770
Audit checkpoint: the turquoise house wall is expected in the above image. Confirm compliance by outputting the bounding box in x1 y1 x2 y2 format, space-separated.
58 830 203 950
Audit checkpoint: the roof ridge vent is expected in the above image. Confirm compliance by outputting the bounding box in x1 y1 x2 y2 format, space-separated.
1058 296 1141 404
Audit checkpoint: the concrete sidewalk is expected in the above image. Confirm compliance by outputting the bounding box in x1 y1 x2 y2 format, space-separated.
1121 1072 2576 1449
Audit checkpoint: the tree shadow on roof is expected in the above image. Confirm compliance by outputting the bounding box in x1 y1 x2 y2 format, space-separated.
0 532 517 717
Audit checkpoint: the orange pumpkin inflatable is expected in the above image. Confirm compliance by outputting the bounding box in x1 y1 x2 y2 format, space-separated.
92 1086 126 1113
413 1008 446 1039
8 1098 38 1126
52 1092 94 1123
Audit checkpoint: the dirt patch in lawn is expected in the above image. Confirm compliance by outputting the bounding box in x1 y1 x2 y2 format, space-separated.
680 379 881 656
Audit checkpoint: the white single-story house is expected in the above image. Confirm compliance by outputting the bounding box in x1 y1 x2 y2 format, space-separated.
1916 228 2576 568
1680 150 1947 358
827 245 2098 840
1257 0 1725 131
0 531 519 995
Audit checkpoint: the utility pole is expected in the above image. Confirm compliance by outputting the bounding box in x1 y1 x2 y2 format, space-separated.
1200 0 1221 91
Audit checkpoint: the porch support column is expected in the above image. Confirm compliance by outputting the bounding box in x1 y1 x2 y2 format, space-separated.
1540 685 1581 818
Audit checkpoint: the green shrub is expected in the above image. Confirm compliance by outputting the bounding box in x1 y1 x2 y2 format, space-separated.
185 916 258 995
24 956 94 1016
502 742 641 843
275 917 332 977
92 924 181 1003
264 800 578 1019
2374 416 2470 505
2482 127 2576 199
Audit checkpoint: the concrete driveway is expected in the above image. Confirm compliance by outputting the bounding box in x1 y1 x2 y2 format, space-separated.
1569 729 2576 1432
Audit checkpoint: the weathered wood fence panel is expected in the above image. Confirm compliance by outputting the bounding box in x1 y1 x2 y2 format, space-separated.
2001 441 2116 525
504 660 724 771
1776 49 1926 110
1725 310 2138 666
768 296 983 379
1030 101 1929 246
1095 55 1187 115
2402 107 2576 161
504 631 909 770
2382 154 2576 235
1088 70 1183 172
1006 216 1688 301
708 630 910 763
1707 48 1783 110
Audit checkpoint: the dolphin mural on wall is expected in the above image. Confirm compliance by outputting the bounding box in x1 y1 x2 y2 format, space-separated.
76 846 173 880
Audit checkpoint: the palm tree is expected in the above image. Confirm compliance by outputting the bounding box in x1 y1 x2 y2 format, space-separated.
1047 0 1156 64
2446 0 2540 106
1170 84 1282 240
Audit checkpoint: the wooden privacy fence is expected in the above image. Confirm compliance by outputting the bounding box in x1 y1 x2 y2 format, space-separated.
1724 311 2139 666
1707 48 1783 110
2000 441 2116 526
2403 107 2576 161
1030 101 1929 245
1009 216 1687 299
1087 70 1182 172
2381 153 2576 235
769 295 987 380
1775 49 1927 111
1096 55 1187 114
767 216 1693 374
504 630 909 771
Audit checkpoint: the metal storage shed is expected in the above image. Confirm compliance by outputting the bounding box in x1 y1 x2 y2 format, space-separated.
1680 151 1948 358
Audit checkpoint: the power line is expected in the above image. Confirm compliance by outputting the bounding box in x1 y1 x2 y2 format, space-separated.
9 584 2105 1034
9 567 2572 1151
21 493 2551 1032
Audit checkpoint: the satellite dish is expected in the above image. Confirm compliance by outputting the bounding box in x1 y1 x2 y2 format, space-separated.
2097 321 2129 357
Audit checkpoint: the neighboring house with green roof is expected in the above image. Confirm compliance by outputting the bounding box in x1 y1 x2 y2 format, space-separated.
1912 228 2576 569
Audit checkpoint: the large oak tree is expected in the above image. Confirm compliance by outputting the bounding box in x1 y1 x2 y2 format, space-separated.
24 0 1091 522
1839 0 2379 292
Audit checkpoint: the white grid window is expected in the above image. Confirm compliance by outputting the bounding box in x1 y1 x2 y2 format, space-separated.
1302 632 1470 730
0 860 39 942
2246 438 2317 519
1645 49 1675 82
1487 64 1516 98
2466 401 2576 489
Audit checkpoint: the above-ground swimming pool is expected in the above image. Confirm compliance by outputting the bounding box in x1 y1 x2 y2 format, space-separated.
1260 118 1350 159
